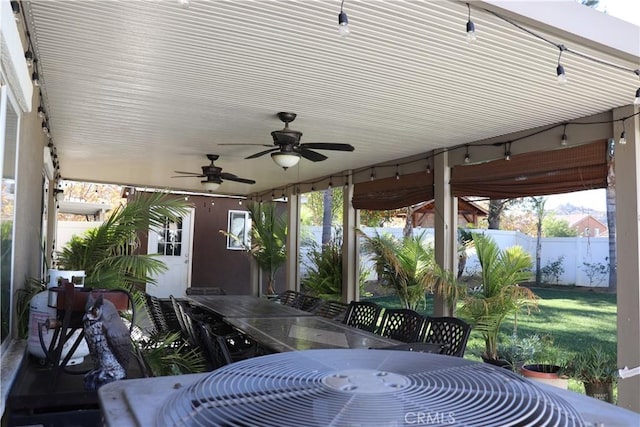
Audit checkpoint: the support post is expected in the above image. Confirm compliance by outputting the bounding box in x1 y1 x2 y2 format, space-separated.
613 105 640 412
342 172 359 303
285 192 301 292
433 151 458 316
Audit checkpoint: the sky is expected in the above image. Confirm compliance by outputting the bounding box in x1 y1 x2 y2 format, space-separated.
544 189 606 212
595 0 640 26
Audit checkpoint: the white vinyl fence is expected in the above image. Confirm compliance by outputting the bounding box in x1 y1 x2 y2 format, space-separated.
300 226 610 288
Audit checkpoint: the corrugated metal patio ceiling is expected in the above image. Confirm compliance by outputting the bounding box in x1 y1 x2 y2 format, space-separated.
24 0 639 196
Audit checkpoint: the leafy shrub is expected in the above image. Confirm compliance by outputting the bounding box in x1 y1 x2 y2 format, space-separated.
541 256 565 285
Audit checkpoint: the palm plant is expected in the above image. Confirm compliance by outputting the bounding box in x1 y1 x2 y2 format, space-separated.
459 233 537 361
302 229 370 300
246 202 287 295
56 192 190 289
360 231 439 310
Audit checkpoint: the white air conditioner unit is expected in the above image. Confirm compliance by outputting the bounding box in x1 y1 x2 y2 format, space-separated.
43 147 54 180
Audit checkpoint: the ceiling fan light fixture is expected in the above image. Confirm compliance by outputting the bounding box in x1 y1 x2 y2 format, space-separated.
271 151 300 169
202 180 221 192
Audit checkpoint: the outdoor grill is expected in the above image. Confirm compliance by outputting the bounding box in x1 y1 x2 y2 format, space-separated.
155 350 585 426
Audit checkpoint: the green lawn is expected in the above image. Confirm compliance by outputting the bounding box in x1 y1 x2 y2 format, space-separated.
366 287 617 396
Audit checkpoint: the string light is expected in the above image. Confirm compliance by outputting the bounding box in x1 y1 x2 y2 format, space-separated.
344 176 349 187
504 142 512 160
426 162 431 174
338 0 350 37
466 3 476 43
619 120 627 145
37 106 46 119
464 145 470 163
556 45 567 85
561 124 568 146
395 164 400 180
370 168 375 181
41 121 49 134
177 0 190 8
25 50 33 67
635 70 640 105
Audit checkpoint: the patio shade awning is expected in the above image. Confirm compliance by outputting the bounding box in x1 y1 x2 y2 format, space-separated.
352 172 434 211
450 140 610 199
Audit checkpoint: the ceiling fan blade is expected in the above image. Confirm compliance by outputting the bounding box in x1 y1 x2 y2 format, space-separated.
221 173 256 185
297 147 328 162
246 147 280 159
218 143 273 147
173 171 205 176
300 143 355 152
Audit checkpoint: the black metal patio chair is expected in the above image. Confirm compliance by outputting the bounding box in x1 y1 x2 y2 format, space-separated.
313 300 349 321
343 301 384 333
419 316 471 358
377 308 427 343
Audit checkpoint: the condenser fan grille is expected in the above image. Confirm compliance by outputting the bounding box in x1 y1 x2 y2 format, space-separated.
158 350 585 427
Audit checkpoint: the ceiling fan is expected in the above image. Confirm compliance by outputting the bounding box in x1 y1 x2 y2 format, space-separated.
172 154 256 192
221 112 355 169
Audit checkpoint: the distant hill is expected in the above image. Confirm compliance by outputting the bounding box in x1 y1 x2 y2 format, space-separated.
551 203 607 224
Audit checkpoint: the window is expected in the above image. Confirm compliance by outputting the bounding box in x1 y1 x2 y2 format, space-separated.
227 210 250 250
1 84 19 344
154 217 183 256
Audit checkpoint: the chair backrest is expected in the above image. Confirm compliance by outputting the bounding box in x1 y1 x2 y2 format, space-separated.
197 322 233 370
343 301 384 333
377 309 427 343
420 316 471 357
169 295 194 343
314 300 349 321
277 290 300 306
291 294 323 312
186 287 226 296
144 293 166 335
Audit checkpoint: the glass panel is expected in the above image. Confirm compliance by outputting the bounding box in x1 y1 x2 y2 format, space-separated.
227 211 249 250
156 218 182 256
1 96 18 343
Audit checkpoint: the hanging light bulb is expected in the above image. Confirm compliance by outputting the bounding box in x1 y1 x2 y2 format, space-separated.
464 145 470 163
32 71 40 87
177 0 190 8
338 0 350 37
556 45 567 85
370 168 375 181
561 124 568 146
25 50 34 67
634 88 640 105
426 163 431 174
466 3 476 43
37 106 46 119
395 165 400 180
41 121 49 134
619 131 627 145
504 143 512 161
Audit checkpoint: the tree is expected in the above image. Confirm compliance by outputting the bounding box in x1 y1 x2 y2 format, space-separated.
542 215 578 237
487 199 524 229
321 190 333 245
529 197 547 285
244 202 287 295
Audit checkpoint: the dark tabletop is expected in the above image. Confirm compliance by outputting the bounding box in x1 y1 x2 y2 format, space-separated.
225 316 401 352
186 295 316 318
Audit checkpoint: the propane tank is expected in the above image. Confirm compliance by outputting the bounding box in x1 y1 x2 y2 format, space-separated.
27 270 90 365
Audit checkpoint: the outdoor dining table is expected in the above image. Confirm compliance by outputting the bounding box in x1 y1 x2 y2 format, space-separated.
224 315 401 352
186 295 316 318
